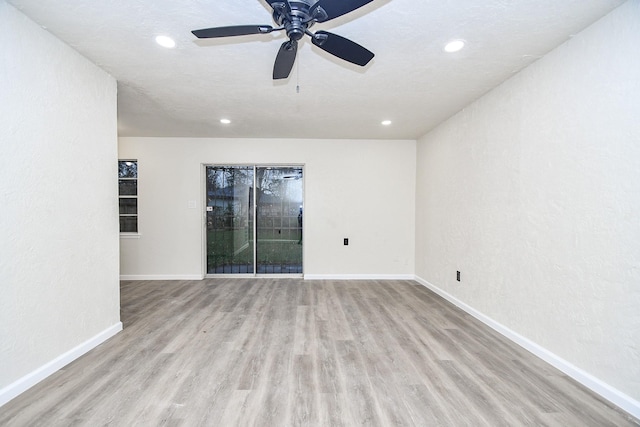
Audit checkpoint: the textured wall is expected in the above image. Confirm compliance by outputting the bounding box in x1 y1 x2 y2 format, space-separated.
415 1 640 401
118 137 416 278
0 2 120 391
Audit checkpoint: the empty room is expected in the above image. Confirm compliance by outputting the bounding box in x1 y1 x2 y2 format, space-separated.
1 0 639 425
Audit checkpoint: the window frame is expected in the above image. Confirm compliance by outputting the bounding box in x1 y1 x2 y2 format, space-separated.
118 159 138 234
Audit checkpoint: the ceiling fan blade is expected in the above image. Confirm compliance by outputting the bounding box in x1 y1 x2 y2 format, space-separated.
311 0 373 22
311 30 374 66
273 40 298 80
192 25 273 39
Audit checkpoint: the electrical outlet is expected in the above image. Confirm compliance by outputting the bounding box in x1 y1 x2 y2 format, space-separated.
344 238 349 246
456 271 461 282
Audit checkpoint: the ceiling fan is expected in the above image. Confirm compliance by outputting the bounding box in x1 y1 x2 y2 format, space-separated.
192 0 375 80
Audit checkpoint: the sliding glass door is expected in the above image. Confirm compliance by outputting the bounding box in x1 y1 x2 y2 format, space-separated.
205 165 303 276
205 166 254 274
256 167 303 274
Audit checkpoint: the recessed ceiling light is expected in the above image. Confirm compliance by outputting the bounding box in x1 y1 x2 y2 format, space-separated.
381 120 392 126
155 35 176 49
220 119 231 124
444 39 465 53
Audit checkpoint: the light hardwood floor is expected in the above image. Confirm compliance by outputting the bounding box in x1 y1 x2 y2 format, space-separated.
1 279 637 426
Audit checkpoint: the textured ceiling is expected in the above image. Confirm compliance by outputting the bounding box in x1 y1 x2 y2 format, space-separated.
7 0 625 139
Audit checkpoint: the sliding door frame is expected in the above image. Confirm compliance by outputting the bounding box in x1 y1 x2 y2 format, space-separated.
202 163 305 279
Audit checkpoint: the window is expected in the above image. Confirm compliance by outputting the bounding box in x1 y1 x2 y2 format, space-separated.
118 160 138 233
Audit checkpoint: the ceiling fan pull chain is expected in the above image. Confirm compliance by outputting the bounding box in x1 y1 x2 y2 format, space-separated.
296 54 301 93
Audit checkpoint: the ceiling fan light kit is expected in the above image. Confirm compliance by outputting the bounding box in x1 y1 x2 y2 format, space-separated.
192 0 375 80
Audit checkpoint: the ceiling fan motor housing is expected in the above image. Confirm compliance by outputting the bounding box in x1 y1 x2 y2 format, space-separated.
272 0 319 41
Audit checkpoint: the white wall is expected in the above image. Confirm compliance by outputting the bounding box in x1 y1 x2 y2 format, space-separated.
415 0 640 410
0 1 121 405
118 137 416 279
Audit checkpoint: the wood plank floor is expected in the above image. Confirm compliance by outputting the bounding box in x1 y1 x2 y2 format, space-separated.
0 279 637 426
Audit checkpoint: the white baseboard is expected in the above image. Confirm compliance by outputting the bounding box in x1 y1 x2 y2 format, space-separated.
121 274 414 282
413 275 640 420
0 322 123 407
120 274 204 281
304 274 415 281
